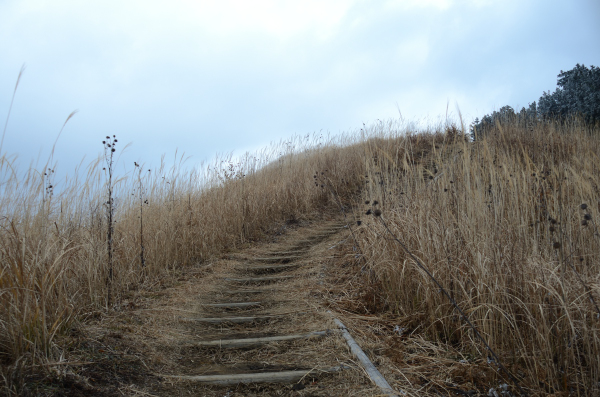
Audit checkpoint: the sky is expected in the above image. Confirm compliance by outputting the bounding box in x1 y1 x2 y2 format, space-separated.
1 0 599 177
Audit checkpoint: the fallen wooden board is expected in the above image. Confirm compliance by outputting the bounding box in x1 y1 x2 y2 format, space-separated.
333 318 401 396
161 366 343 385
190 330 329 348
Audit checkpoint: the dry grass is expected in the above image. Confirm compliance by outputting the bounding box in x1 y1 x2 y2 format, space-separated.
349 120 600 395
1 114 599 395
0 132 363 388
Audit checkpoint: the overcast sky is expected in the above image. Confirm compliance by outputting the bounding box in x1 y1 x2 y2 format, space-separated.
1 0 599 176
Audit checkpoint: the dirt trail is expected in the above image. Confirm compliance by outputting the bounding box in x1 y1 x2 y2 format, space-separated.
132 217 393 396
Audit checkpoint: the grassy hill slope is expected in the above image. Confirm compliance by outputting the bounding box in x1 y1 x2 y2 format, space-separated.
1 119 599 395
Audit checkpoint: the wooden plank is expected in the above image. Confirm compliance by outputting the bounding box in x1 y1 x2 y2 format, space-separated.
242 263 300 271
225 276 293 283
221 289 279 294
333 318 401 396
261 250 306 256
162 366 342 385
202 302 262 308
183 315 276 324
183 310 306 324
251 256 302 262
190 331 329 348
182 313 292 324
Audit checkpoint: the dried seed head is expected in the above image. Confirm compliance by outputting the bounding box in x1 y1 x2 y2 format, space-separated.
553 241 561 249
365 200 370 204
374 209 382 217
549 226 555 233
582 219 589 226
580 203 588 210
372 200 379 206
366 209 372 215
584 214 592 220
579 256 584 262
357 220 362 226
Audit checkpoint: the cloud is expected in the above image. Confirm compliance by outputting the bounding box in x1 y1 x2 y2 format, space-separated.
0 0 599 177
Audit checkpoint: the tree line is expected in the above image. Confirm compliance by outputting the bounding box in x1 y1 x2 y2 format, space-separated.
471 64 600 139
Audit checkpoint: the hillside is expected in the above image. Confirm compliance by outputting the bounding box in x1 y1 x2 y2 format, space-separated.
1 119 599 396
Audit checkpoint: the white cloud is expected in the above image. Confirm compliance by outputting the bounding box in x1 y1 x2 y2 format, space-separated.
0 0 598 176
384 0 454 11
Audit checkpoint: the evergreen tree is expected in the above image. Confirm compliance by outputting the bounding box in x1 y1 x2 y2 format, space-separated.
537 63 600 124
472 64 599 140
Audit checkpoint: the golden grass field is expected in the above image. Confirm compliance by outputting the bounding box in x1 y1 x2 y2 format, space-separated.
1 117 599 395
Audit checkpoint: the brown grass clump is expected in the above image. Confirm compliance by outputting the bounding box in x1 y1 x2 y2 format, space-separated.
351 119 600 395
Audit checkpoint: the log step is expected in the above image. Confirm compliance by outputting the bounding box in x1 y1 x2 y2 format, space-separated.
241 263 300 271
190 330 329 348
162 366 343 385
251 255 302 263
225 276 293 283
182 314 290 324
202 302 261 308
260 250 307 256
220 289 279 294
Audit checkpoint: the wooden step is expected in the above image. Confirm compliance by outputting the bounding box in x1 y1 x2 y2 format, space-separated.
190 330 329 348
202 302 262 308
225 276 293 283
252 255 302 263
182 313 293 324
220 289 280 294
162 366 343 385
262 250 307 255
241 263 300 272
